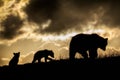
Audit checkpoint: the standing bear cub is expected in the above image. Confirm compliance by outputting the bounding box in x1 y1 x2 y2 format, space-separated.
69 33 108 60
9 52 20 66
32 49 54 63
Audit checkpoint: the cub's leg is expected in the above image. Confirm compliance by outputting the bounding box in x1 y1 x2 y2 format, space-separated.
32 58 36 63
38 58 41 63
45 56 48 62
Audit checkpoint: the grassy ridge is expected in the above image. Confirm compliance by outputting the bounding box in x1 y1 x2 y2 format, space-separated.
0 56 120 79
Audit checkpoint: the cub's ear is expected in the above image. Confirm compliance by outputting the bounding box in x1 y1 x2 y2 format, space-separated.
105 38 108 41
13 53 16 55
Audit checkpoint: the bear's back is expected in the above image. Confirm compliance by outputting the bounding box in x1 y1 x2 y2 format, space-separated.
70 33 105 48
72 33 102 42
71 34 92 44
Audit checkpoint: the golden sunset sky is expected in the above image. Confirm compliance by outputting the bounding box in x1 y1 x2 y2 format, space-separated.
0 0 120 66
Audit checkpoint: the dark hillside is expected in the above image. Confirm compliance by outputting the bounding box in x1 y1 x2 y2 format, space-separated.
0 56 120 79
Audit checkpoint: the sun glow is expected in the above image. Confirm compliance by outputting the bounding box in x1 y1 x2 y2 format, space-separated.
83 28 105 34
81 24 119 40
38 32 78 41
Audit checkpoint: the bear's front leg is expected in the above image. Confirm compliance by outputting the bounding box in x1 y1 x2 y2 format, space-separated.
69 50 76 60
89 49 98 59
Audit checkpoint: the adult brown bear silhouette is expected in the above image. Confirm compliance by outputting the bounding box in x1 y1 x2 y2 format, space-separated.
32 49 54 63
9 52 20 66
69 33 108 60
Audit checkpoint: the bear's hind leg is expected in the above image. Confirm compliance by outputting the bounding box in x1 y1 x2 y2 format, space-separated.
80 51 88 59
69 50 76 60
38 58 41 63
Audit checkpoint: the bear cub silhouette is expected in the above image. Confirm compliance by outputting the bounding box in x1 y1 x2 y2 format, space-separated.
69 33 108 60
9 52 20 66
32 49 54 63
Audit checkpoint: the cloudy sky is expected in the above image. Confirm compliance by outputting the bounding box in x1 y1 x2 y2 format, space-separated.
0 0 120 66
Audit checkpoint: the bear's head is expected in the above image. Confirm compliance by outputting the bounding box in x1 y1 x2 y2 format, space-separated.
99 38 108 51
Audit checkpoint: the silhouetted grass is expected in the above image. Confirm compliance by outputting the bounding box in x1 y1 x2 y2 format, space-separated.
0 56 120 79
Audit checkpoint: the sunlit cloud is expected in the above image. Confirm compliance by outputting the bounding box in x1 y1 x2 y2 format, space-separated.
0 57 10 66
0 0 29 45
19 51 35 64
0 0 120 45
98 47 120 58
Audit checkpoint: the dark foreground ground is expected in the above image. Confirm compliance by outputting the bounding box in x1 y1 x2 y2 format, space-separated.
0 57 120 79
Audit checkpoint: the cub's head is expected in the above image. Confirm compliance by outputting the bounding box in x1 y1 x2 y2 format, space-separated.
99 38 108 51
48 50 54 58
13 52 20 58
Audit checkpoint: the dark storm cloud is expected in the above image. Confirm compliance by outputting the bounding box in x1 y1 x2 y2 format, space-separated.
0 15 24 39
72 0 120 28
41 0 106 34
24 0 59 23
24 0 120 34
101 1 120 27
0 0 4 7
